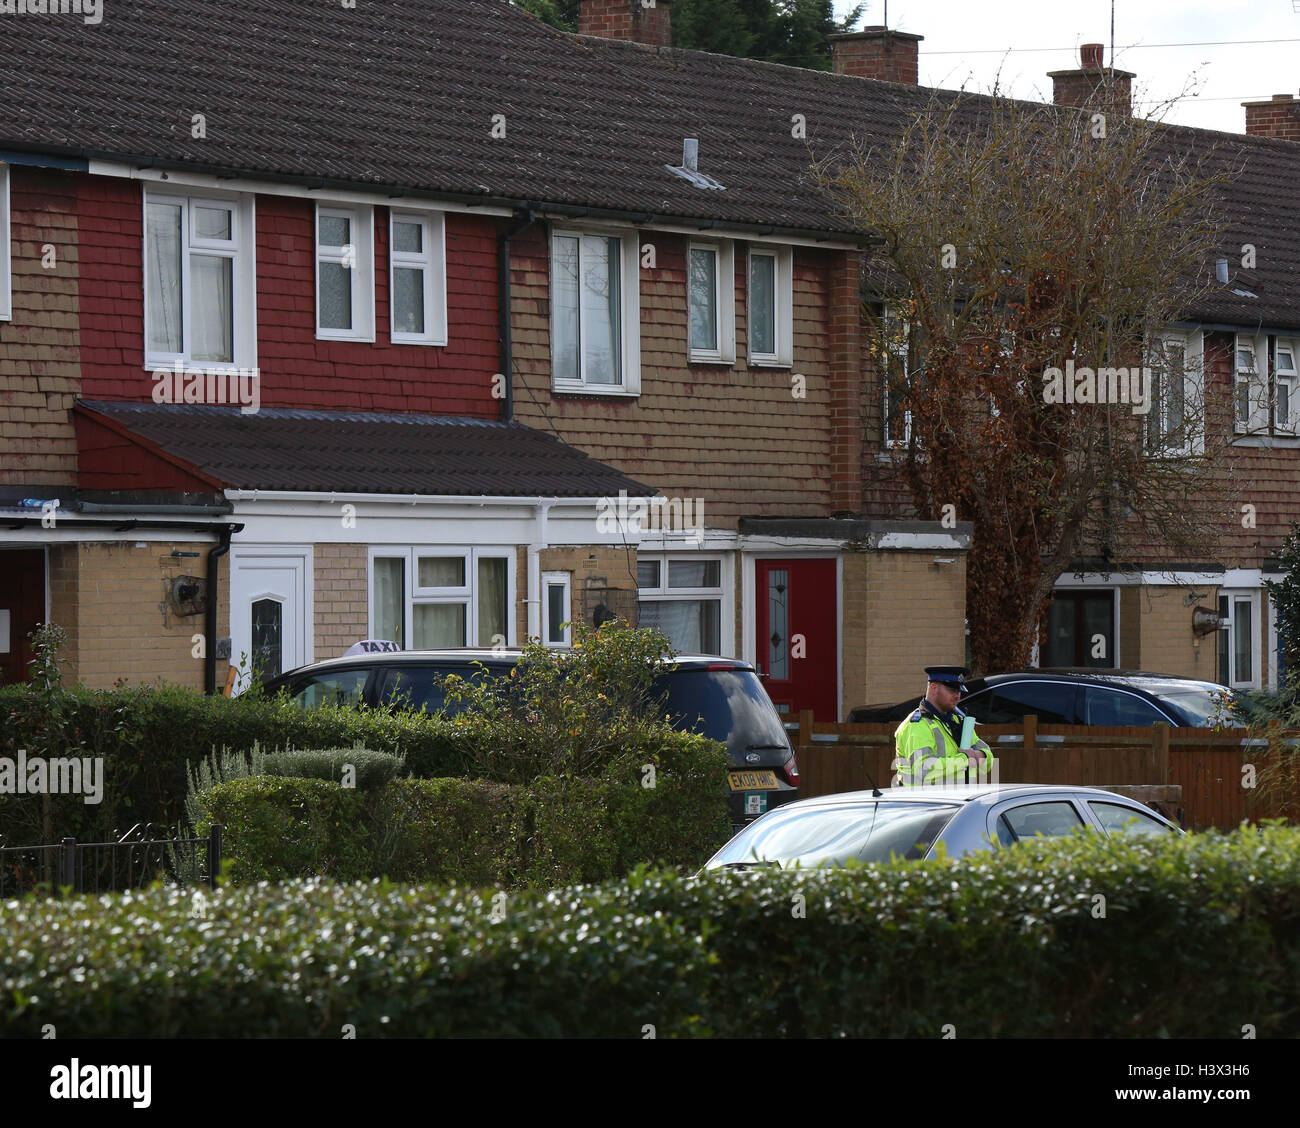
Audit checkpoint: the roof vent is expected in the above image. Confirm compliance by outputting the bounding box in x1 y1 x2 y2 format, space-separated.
1215 257 1229 283
665 138 725 190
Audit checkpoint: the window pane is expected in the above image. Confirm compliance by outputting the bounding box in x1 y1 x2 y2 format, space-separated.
393 266 425 335
546 583 567 644
373 557 405 646
553 236 579 382
636 559 661 589
190 254 234 363
1001 801 1085 840
320 215 350 247
393 221 422 254
1236 381 1251 428
1089 801 1176 838
413 603 465 648
1278 349 1296 374
1083 689 1165 726
251 598 283 680
582 235 619 385
986 683 1076 725
1234 599 1252 683
1278 383 1291 429
195 205 232 240
1218 595 1230 687
1236 348 1254 370
750 254 775 356
689 247 718 352
477 557 508 647
295 670 369 708
418 556 465 588
319 261 353 331
668 560 720 588
638 599 721 654
146 202 183 354
767 568 789 680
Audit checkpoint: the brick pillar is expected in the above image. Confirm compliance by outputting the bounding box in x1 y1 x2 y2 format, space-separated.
830 27 923 84
578 0 672 47
1242 94 1300 141
827 249 865 513
1048 44 1134 116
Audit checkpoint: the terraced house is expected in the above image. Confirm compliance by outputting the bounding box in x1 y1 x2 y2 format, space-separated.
0 0 1297 715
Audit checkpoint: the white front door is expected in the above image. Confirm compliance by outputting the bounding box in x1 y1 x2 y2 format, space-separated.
229 547 312 691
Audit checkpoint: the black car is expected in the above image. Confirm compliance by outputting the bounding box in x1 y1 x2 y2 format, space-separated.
261 648 799 827
847 669 1246 727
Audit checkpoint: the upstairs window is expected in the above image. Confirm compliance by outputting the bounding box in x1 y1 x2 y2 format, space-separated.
880 311 913 447
551 228 641 394
1275 341 1296 435
0 163 10 321
389 210 447 346
1234 336 1268 435
316 204 375 342
747 245 793 366
1145 332 1202 456
144 191 256 369
688 240 735 363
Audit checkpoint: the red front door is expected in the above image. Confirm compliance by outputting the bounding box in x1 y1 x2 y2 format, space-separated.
0 549 46 686
755 558 837 721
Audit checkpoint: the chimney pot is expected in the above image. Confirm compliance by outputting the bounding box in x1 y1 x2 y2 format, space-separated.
1079 43 1104 69
829 26 924 85
1048 42 1135 116
1242 91 1300 140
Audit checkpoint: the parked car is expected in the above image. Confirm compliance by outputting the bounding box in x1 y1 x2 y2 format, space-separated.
261 648 799 827
847 670 1247 727
701 783 1182 871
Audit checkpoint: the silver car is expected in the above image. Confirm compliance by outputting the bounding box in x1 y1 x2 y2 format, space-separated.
701 784 1182 870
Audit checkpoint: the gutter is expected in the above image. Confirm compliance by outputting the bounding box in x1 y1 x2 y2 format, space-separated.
499 207 537 423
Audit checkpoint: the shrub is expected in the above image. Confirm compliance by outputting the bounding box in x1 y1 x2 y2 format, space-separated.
3 825 1297 1038
262 747 405 789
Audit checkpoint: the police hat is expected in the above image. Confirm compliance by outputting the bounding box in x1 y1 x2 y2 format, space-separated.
925 665 969 688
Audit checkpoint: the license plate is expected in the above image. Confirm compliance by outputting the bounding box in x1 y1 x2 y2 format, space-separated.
728 770 779 792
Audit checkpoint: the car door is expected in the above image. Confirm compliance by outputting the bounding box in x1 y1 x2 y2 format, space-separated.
986 794 1091 849
1081 687 1177 726
981 681 1080 724
1084 798 1181 838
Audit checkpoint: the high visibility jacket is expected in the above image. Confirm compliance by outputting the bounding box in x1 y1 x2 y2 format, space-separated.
892 701 996 786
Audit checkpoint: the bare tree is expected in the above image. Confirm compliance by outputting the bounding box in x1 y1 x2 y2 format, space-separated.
821 87 1240 673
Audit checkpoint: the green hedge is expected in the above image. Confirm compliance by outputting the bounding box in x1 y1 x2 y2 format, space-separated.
2 825 1297 1038
196 733 733 888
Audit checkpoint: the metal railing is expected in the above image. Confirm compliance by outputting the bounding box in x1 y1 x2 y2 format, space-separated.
0 823 223 898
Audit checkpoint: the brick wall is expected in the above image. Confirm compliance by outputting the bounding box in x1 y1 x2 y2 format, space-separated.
1243 95 1300 142
313 543 368 659
538 544 640 633
0 166 81 485
1134 585 1217 681
511 229 844 528
57 540 225 689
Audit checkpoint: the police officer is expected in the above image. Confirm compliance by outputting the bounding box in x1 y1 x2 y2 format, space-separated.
892 666 995 786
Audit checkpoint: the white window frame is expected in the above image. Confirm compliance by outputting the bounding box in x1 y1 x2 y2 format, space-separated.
388 209 447 346
542 571 572 648
687 239 735 364
1217 587 1261 691
550 226 641 395
315 203 375 342
1233 333 1268 436
142 189 257 372
367 547 516 649
636 554 726 655
0 163 10 321
1145 331 1204 457
746 245 793 367
1274 338 1297 436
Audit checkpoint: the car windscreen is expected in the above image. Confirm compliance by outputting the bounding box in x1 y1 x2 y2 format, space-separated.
1157 686 1246 727
651 668 790 758
377 663 512 714
708 802 961 867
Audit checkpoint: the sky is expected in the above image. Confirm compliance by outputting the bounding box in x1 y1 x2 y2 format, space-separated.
832 0 1300 135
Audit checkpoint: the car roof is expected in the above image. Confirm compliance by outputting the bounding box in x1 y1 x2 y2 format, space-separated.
765 783 1153 810
976 670 1226 692
268 648 754 680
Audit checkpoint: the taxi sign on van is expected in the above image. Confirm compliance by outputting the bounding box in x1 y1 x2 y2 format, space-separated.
344 639 401 656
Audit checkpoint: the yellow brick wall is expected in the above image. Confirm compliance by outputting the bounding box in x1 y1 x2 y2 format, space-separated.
1119 586 1141 668
538 545 640 637
68 541 227 689
0 167 80 486
313 543 368 659
851 550 968 708
1135 585 1218 681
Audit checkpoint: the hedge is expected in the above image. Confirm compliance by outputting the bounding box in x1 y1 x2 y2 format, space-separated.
2 825 1296 1038
195 733 733 887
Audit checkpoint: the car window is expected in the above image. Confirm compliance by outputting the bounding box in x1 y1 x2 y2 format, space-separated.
986 682 1076 724
652 669 790 758
999 800 1086 840
378 663 509 713
708 802 960 867
290 669 371 708
960 688 995 722
1083 688 1168 726
1159 687 1244 727
1088 801 1177 838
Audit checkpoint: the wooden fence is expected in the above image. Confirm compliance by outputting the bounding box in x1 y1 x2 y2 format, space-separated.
793 711 1299 831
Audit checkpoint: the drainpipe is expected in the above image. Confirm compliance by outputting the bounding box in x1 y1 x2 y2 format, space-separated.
498 208 536 423
527 499 555 641
205 523 242 694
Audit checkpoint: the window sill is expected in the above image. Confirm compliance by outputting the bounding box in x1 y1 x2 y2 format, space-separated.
688 355 736 367
316 330 377 344
747 358 794 369
391 335 448 348
551 384 640 398
1230 434 1300 448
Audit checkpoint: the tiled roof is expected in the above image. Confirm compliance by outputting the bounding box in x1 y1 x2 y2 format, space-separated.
76 401 656 497
1 0 1298 324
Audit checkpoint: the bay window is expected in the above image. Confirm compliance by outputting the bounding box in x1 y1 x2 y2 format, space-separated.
370 548 513 649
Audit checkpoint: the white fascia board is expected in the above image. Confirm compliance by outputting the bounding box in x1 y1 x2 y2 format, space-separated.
1222 568 1263 588
536 211 858 251
88 161 514 217
736 536 842 553
1052 571 1226 588
873 532 970 551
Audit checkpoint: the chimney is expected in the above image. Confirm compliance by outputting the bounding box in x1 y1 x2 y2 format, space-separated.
830 26 923 84
1048 43 1135 115
1242 93 1300 141
578 0 672 47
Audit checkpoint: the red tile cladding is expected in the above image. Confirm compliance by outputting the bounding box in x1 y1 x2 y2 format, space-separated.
76 179 501 417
